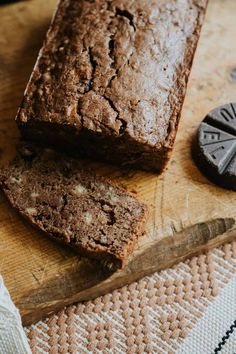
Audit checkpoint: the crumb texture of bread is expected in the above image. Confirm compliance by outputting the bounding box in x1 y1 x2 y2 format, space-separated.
0 145 147 268
16 0 208 172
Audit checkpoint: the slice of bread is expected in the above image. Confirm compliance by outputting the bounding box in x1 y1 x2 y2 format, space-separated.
0 145 148 269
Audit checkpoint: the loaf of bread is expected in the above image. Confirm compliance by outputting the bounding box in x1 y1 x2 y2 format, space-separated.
0 145 147 269
16 0 208 172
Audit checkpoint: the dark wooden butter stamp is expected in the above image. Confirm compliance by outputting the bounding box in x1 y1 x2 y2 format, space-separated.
195 103 236 190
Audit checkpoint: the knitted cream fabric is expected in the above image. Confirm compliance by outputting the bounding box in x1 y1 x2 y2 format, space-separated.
0 276 32 354
25 241 236 354
177 272 236 354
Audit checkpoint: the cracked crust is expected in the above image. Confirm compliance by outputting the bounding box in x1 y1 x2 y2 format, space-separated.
16 0 208 172
0 144 148 269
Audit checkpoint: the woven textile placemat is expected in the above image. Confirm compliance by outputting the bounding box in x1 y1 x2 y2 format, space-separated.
25 241 236 353
0 276 31 354
176 271 236 354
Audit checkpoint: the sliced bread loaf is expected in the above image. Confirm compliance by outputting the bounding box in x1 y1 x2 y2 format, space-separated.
0 145 148 269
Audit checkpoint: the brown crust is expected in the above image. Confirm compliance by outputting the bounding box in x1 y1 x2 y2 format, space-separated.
16 0 208 172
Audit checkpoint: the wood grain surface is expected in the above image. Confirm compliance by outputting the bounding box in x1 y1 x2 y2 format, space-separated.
0 0 236 325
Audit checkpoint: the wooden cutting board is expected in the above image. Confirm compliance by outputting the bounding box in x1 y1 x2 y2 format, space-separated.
0 0 236 326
